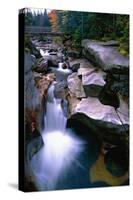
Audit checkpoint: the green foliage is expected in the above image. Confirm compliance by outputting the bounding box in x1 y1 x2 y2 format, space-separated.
49 10 129 50
25 35 31 52
118 43 129 56
25 11 33 26
71 28 82 48
53 36 63 46
25 9 129 53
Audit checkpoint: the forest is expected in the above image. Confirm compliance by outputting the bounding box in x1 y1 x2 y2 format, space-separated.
25 9 129 54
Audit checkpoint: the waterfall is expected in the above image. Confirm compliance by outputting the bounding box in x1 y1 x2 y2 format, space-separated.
58 62 71 73
30 83 85 191
44 84 67 132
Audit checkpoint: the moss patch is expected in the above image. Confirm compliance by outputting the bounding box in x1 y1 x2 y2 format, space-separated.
90 153 128 186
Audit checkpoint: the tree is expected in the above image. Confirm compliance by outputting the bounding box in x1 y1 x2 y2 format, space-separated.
25 9 33 26
43 9 50 27
48 10 58 31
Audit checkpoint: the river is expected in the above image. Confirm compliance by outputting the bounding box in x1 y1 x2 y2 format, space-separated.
26 44 128 191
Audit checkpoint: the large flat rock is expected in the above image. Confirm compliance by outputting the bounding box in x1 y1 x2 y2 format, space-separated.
82 70 106 86
82 39 129 73
69 58 94 70
78 66 95 76
71 96 129 125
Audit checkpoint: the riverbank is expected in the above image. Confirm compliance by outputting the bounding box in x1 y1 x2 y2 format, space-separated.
24 35 129 191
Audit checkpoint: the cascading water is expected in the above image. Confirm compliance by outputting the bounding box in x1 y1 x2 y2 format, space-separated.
44 84 67 131
30 83 85 191
40 49 49 57
58 62 71 73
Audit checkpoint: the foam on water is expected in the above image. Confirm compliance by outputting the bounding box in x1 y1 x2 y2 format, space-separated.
58 62 71 73
30 84 85 190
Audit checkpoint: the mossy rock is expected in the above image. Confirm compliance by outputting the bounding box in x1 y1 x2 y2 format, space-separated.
118 42 129 56
119 48 128 56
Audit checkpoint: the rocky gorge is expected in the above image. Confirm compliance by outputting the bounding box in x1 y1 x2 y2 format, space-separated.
24 36 129 190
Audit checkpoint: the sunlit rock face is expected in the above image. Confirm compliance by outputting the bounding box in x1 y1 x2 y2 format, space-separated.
34 73 55 98
82 70 105 86
82 39 129 71
67 73 86 98
82 39 129 98
82 70 106 97
73 97 129 125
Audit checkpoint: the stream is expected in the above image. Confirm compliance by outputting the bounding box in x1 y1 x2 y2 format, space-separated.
27 44 128 191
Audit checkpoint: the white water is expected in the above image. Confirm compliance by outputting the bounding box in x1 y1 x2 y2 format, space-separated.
44 85 67 131
30 84 85 190
58 62 71 73
40 49 49 57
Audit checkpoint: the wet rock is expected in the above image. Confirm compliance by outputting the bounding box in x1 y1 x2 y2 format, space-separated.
89 153 128 186
61 99 69 118
99 40 120 47
57 52 64 62
67 93 81 115
26 39 41 59
70 63 80 72
47 59 58 67
49 49 57 53
67 73 86 98
35 73 55 98
48 43 62 52
68 50 80 58
110 73 129 97
104 146 129 176
68 58 95 76
83 85 103 97
49 52 57 56
45 54 59 67
99 87 120 109
99 69 129 106
62 62 68 69
33 58 48 74
54 81 68 99
67 112 129 146
26 135 44 161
